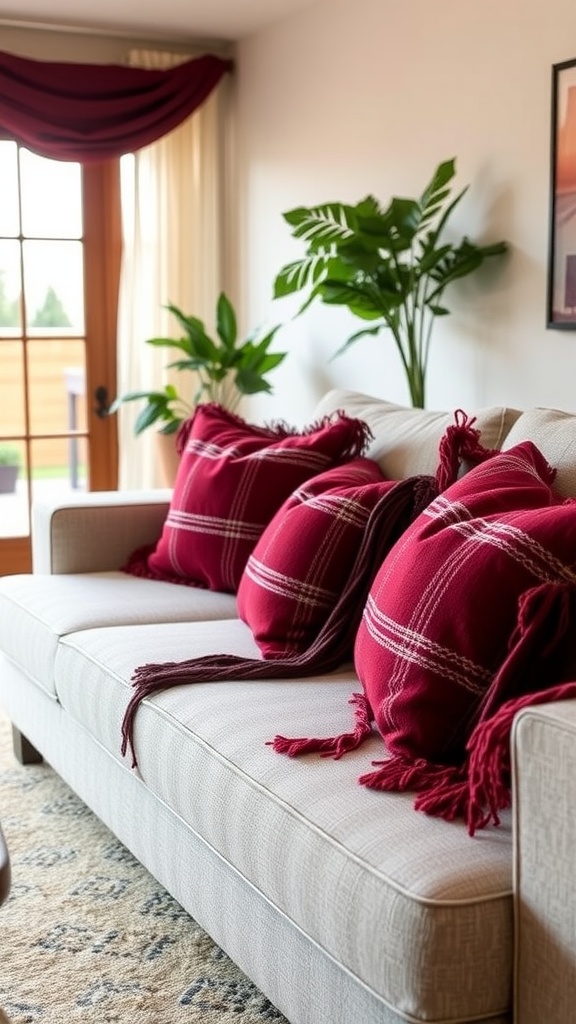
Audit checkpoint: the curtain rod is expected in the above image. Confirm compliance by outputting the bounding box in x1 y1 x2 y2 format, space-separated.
0 16 232 52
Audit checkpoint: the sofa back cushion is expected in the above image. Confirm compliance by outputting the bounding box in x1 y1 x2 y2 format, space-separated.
502 407 576 497
314 389 522 480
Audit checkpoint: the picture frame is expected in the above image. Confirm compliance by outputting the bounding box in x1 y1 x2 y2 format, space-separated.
547 57 576 328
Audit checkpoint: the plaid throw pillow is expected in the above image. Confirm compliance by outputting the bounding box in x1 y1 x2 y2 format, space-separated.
123 403 372 593
237 457 390 658
352 440 576 829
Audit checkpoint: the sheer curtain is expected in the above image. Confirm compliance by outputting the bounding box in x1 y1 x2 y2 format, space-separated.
117 49 229 489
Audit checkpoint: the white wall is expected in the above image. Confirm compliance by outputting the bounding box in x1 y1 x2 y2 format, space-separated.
235 0 576 423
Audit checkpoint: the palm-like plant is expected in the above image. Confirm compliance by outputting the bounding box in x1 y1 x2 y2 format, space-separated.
110 292 286 434
274 159 507 408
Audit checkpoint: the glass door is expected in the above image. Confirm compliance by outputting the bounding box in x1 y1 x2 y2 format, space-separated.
0 143 120 575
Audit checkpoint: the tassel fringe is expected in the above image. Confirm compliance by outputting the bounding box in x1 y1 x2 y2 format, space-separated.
435 409 499 492
412 582 576 834
463 679 576 834
269 693 373 759
359 755 464 795
178 402 374 451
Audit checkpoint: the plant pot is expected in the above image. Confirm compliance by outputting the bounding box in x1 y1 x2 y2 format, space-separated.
0 465 19 494
155 433 180 487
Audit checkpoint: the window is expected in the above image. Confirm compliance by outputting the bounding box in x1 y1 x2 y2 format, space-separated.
0 143 120 573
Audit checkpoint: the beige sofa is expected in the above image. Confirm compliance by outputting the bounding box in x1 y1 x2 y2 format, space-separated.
1 388 575 1024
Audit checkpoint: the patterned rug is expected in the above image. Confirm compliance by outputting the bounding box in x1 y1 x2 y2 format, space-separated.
0 711 287 1024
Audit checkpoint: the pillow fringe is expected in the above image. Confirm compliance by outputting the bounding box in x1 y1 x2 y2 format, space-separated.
477 581 576 722
435 409 499 492
121 543 204 586
120 474 438 767
270 693 373 759
265 410 373 453
461 579 576 832
333 414 374 460
463 679 576 834
176 404 375 455
176 403 310 451
413 775 471 822
368 581 576 835
359 755 464 795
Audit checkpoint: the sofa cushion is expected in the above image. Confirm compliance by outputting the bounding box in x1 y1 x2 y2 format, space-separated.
123 403 371 593
0 572 237 698
353 441 576 828
50 617 513 1023
502 406 576 496
237 457 388 658
314 388 521 479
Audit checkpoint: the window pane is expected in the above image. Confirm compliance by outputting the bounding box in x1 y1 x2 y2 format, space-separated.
23 240 84 333
20 148 82 239
0 239 22 334
0 432 89 540
0 142 20 237
31 436 87 497
28 339 86 435
0 340 26 434
0 441 28 539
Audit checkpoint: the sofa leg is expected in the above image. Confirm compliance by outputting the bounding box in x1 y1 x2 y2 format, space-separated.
11 726 43 765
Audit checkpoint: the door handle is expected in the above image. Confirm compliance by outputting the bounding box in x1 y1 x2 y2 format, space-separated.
94 385 109 419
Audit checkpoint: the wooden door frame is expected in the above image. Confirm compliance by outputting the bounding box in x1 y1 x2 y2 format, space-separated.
83 159 121 492
0 158 121 575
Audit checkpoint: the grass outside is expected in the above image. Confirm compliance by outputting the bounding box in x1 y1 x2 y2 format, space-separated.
31 464 86 481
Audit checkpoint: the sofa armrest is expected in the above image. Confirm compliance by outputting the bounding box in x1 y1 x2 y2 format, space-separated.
32 489 171 574
511 700 576 1024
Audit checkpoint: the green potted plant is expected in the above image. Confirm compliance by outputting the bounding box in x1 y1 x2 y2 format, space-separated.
0 444 21 494
273 158 507 408
109 292 287 435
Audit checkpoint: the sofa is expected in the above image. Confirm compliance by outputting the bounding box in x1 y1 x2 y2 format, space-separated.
1 387 576 1024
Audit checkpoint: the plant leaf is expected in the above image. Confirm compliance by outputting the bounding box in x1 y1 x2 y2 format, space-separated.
216 292 237 347
332 324 385 358
283 202 356 247
273 256 327 297
235 368 273 394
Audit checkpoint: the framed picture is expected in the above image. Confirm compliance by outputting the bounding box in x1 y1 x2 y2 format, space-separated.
548 58 576 328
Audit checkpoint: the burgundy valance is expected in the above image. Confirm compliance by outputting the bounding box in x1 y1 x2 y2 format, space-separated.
0 49 233 162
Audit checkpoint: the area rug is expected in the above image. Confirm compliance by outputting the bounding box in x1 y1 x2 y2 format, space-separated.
0 711 287 1024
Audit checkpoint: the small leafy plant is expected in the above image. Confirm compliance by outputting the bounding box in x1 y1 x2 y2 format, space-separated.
110 292 287 435
274 159 507 408
0 443 20 466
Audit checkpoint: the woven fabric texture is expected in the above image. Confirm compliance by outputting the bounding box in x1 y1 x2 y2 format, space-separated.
237 457 387 657
49 617 514 1023
123 403 371 593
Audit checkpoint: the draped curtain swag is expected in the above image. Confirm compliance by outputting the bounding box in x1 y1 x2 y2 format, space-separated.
0 48 233 161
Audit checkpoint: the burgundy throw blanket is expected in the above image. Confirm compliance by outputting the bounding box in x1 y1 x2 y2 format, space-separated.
121 473 438 766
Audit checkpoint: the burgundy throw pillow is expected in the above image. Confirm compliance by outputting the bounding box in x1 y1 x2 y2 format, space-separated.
237 457 392 658
354 441 576 775
123 403 371 593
